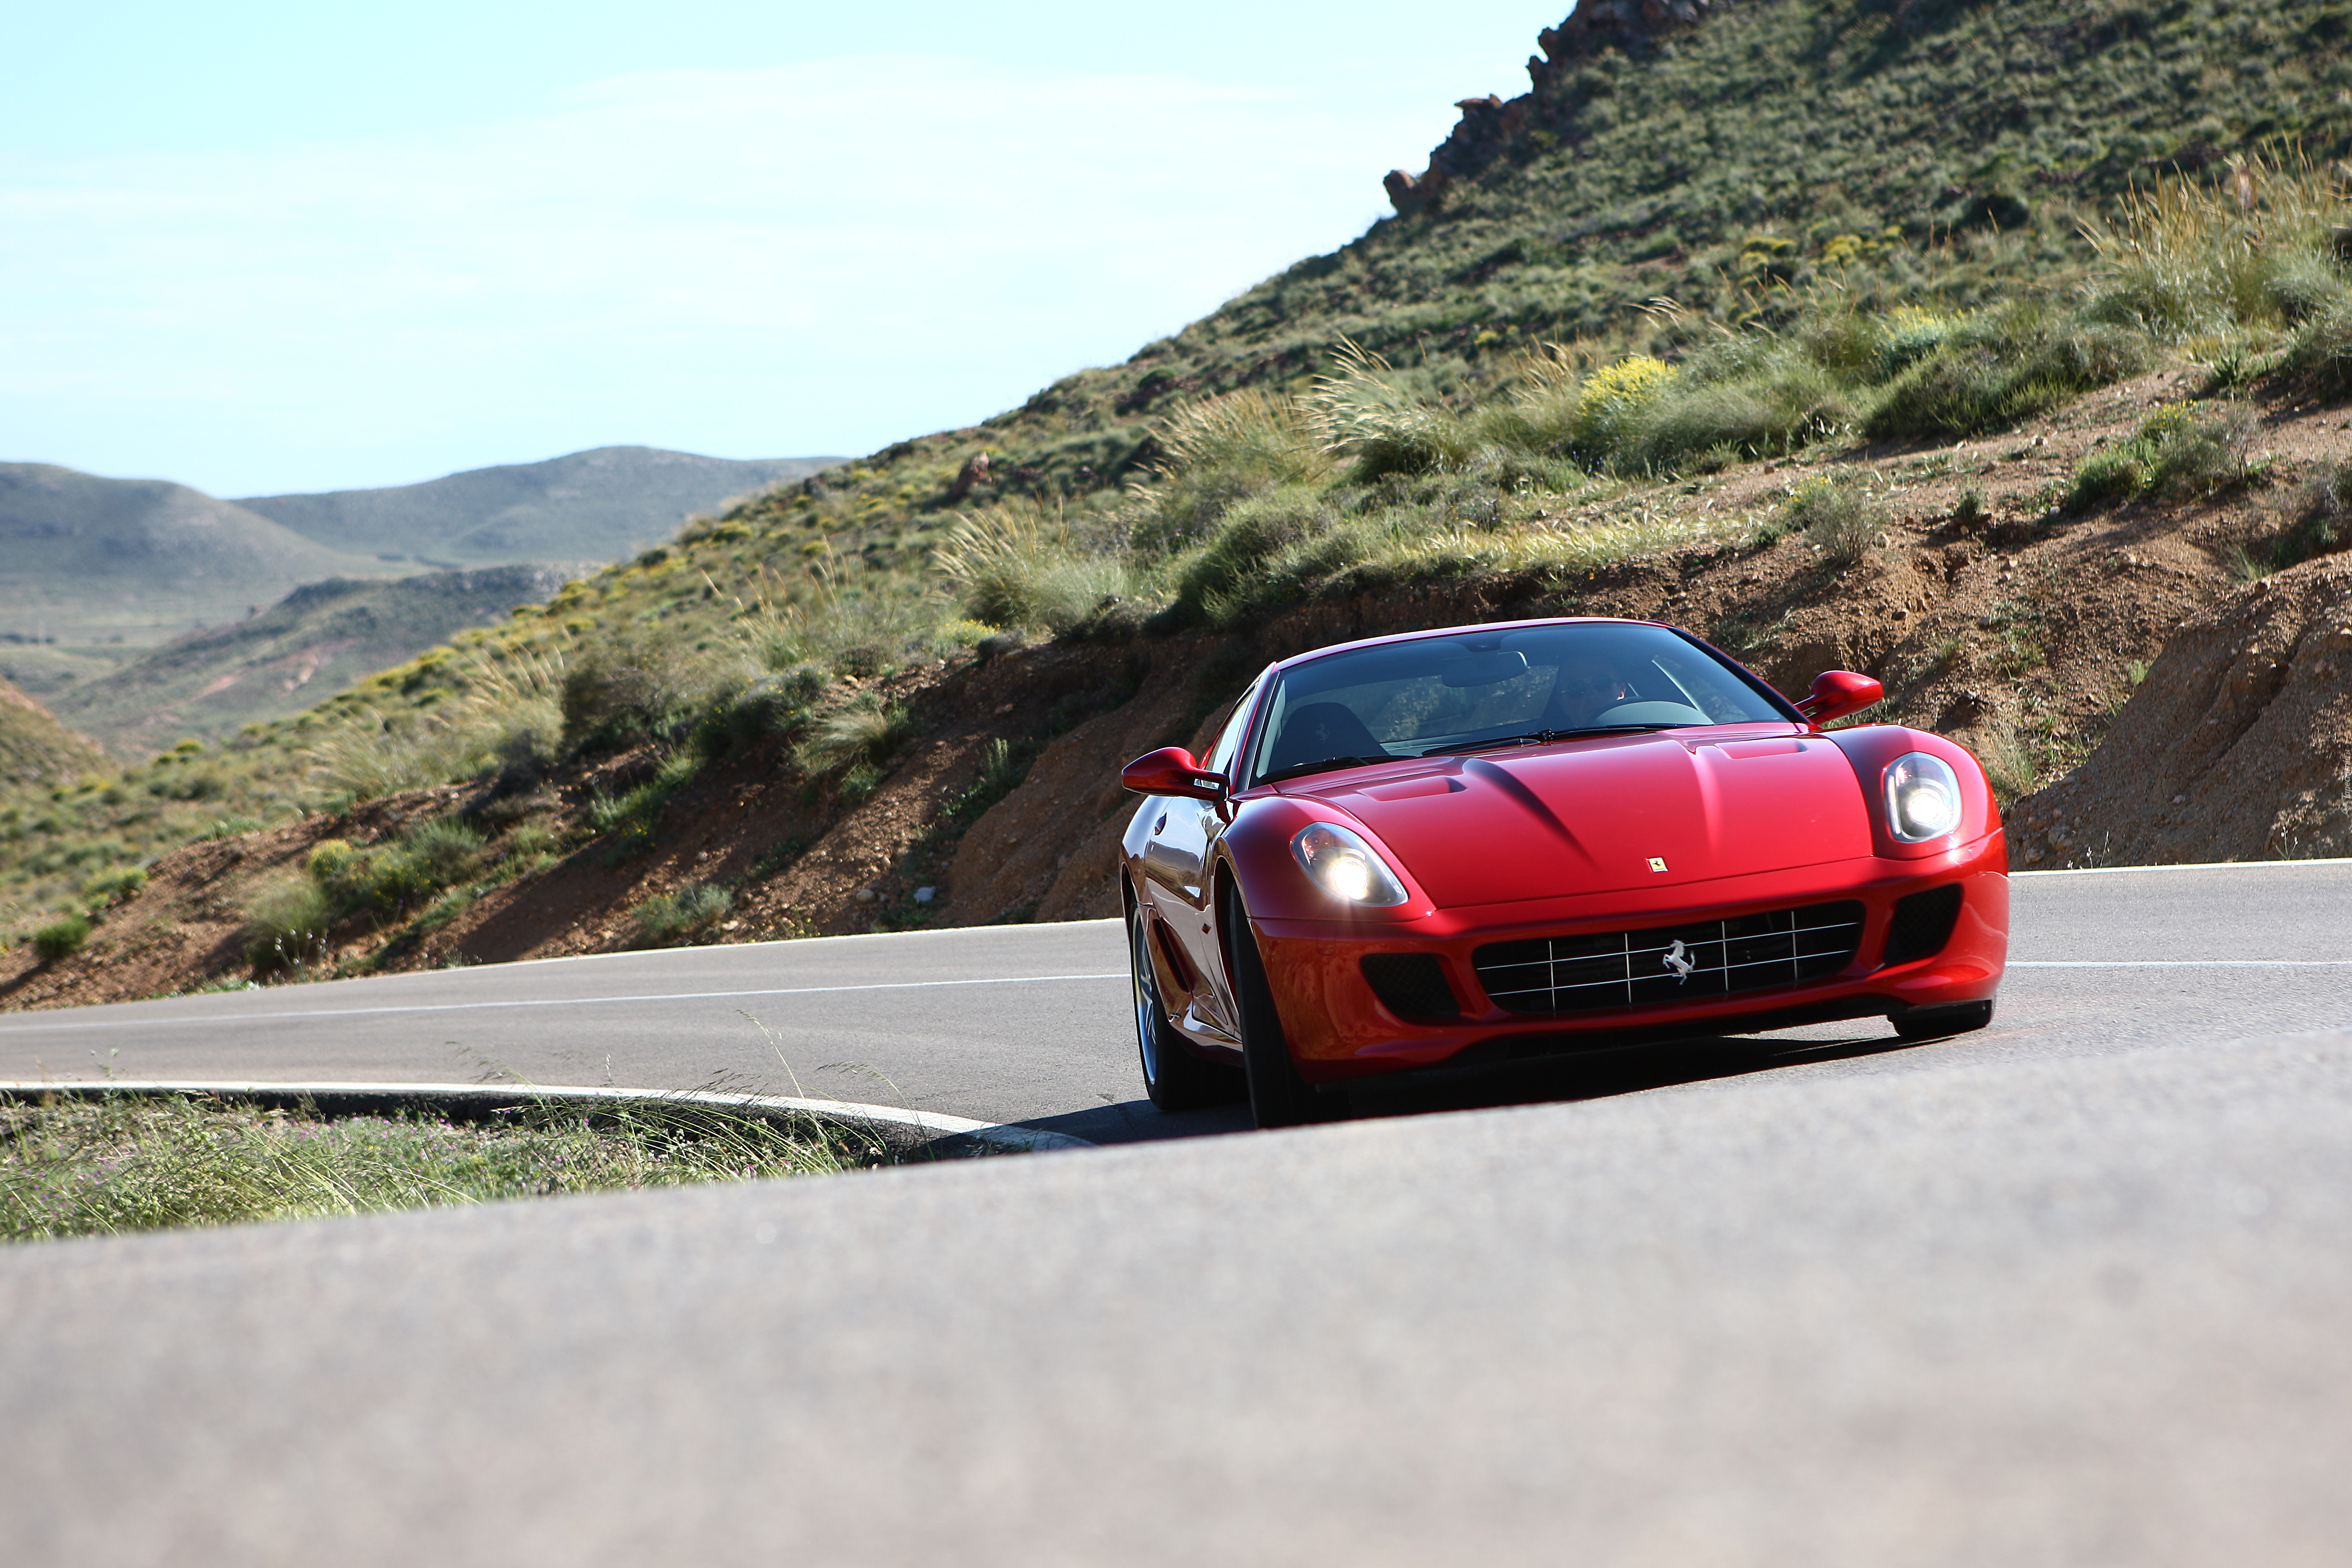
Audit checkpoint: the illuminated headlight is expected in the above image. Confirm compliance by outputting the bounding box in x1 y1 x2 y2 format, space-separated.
1884 752 1964 843
1290 823 1411 906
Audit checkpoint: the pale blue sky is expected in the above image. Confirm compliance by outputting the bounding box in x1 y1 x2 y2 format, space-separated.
2 2 1565 496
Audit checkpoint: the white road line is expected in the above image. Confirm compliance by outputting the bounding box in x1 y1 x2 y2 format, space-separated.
2014 857 2352 876
0 972 1130 1034
2011 959 2352 968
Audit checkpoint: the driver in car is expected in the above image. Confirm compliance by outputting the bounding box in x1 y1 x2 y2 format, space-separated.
1545 650 1633 728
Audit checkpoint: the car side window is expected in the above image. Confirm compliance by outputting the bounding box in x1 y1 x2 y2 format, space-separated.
1205 670 1270 780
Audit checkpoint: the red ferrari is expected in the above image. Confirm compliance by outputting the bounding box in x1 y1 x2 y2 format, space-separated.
1119 617 2007 1127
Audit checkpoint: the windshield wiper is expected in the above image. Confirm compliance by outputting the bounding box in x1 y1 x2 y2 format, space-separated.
1441 724 1682 755
1261 754 1395 784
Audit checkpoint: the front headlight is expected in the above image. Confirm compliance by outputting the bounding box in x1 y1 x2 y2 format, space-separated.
1884 752 1963 843
1290 822 1411 906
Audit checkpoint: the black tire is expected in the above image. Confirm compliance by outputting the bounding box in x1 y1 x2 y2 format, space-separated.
1223 884 1330 1130
1893 998 1996 1040
1130 901 1242 1111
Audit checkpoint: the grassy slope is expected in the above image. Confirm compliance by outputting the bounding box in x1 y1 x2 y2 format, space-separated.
0 464 401 646
0 682 108 793
4 0 2349 953
235 447 842 568
46 566 583 757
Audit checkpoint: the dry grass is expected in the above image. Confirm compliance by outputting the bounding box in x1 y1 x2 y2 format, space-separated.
1 1092 892 1242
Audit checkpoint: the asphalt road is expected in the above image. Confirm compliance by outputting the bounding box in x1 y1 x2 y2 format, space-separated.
3 863 2349 1565
4 862 2351 1142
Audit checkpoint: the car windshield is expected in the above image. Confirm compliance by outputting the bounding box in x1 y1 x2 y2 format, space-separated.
1243 623 1795 786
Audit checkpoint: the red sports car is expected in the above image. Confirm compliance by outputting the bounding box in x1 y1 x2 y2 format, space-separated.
1118 616 2007 1127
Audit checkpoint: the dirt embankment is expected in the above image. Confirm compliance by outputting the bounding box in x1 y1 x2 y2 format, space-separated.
6 379 2349 1010
2008 554 2352 867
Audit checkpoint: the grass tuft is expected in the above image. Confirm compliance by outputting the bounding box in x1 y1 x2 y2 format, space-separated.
1780 471 1885 568
793 697 914 777
32 913 91 962
2069 405 2260 511
935 502 1128 633
632 882 732 944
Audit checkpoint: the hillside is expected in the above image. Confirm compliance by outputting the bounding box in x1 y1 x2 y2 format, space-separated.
46 566 580 757
0 681 108 794
236 447 841 567
0 464 401 647
4 0 2351 992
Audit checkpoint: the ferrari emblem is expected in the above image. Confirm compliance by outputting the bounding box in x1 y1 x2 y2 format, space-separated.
1662 939 1695 983
1647 856 1669 873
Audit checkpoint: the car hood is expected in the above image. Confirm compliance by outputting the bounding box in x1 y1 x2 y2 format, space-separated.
1287 729 1875 908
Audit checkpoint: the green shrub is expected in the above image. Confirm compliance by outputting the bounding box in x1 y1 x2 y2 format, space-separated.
934 505 1127 633
1169 485 1341 623
560 646 693 755
2084 155 2349 339
947 737 1032 821
1621 354 1852 472
1876 307 1955 379
632 882 732 944
297 820 483 922
1865 306 2153 440
2068 406 2257 511
1128 389 1331 550
1473 345 1583 456
1305 340 1482 480
1780 471 1884 568
793 699 914 776
401 817 485 885
2279 299 2352 401
33 913 91 962
586 758 699 859
408 884 480 935
80 866 147 906
1570 354 1677 460
2233 459 2352 577
240 876 335 968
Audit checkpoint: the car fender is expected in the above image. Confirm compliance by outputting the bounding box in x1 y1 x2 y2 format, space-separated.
1213 794 1439 926
1822 724 2004 860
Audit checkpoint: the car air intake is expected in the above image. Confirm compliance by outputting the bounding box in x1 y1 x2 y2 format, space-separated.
1474 901 1866 1016
1883 883 1964 966
1361 954 1461 1021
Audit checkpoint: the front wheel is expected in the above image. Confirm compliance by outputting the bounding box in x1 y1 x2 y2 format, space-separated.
1893 998 1996 1040
1130 902 1242 1111
1222 884 1331 1130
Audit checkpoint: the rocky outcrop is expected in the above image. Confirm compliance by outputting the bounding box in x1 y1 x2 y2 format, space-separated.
2011 557 2352 867
1532 0 1731 85
1385 0 1737 213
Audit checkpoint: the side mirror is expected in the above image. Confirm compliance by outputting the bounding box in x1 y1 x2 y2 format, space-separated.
1798 670 1884 725
1121 746 1228 801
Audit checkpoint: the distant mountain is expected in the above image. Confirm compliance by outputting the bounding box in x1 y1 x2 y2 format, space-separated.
0 678 108 792
235 446 840 567
0 463 400 647
49 565 581 756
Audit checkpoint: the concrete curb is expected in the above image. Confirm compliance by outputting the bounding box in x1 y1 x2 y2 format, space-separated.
0 1080 1095 1155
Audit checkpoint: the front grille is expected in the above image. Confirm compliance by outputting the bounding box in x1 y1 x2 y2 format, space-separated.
1361 954 1460 1021
1883 884 1963 966
1473 901 1866 1016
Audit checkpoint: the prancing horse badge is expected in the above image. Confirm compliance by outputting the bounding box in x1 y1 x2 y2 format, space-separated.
1646 856 1669 873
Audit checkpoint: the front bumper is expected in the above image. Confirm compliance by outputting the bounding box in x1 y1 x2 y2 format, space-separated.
1250 832 2008 1081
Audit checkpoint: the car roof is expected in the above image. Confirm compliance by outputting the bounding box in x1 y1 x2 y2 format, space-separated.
1269 616 1666 674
